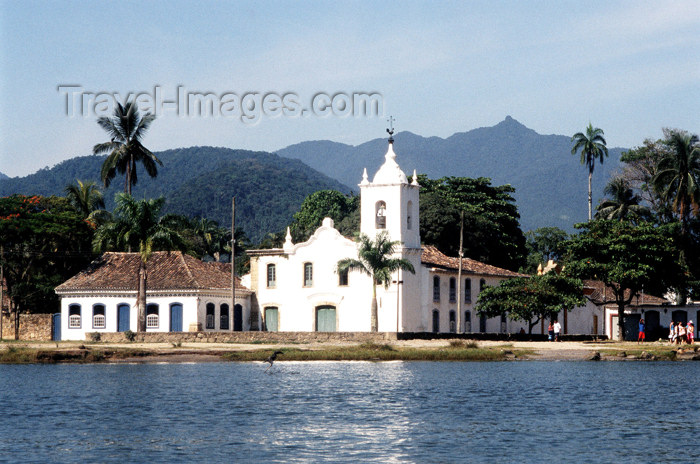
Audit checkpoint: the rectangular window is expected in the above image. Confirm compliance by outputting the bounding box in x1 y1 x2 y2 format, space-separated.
93 305 106 329
449 278 456 302
146 304 159 329
464 278 472 303
267 264 276 288
304 263 313 287
433 276 440 302
68 305 81 329
338 268 349 286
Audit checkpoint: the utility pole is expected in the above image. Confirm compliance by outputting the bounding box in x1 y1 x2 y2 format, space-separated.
456 210 464 334
231 197 236 331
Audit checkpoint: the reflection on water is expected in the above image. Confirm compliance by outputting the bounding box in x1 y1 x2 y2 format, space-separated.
1 361 698 463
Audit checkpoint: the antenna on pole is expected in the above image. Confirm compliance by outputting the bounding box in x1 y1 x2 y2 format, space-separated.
386 116 395 143
231 196 236 332
456 210 464 334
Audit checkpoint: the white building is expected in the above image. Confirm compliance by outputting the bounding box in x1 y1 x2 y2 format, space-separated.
247 137 524 333
55 251 252 340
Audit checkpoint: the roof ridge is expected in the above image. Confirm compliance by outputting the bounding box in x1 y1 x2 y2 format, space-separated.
179 252 200 287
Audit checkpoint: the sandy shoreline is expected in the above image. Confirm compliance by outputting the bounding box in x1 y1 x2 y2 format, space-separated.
2 339 698 363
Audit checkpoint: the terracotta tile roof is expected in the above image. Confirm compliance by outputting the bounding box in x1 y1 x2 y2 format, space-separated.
421 245 526 277
582 280 669 306
55 251 250 293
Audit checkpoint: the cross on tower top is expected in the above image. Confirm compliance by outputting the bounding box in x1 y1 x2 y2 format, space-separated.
386 116 395 143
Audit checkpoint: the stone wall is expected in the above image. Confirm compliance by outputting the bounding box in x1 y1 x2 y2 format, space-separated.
85 331 607 343
92 331 399 343
1 313 53 341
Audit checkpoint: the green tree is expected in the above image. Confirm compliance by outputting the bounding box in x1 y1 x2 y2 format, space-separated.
289 190 358 241
0 195 94 316
595 177 651 222
337 232 415 332
651 129 700 235
94 101 162 194
418 176 526 270
523 227 569 274
563 220 677 340
475 274 585 334
93 194 186 332
64 179 105 217
571 123 609 221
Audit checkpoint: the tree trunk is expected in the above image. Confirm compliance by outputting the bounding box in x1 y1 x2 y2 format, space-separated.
617 302 625 341
137 260 147 332
588 168 593 221
370 281 378 332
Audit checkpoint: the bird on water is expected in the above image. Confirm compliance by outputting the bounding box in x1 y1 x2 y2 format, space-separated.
265 351 284 372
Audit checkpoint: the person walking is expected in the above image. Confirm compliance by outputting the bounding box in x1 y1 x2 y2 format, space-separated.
678 321 687 345
669 321 676 345
637 318 645 344
548 321 554 342
553 320 562 342
687 321 695 345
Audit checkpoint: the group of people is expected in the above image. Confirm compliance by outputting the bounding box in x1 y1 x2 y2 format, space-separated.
547 320 562 341
667 320 695 345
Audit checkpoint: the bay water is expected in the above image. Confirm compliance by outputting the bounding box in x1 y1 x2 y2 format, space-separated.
1 361 698 463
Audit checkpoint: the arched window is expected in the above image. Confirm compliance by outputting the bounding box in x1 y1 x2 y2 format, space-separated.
375 201 387 229
407 201 413 230
432 310 440 333
206 303 216 329
68 304 81 329
303 262 313 287
479 278 486 292
267 264 276 288
338 268 349 286
220 303 230 330
449 278 456 302
433 276 440 301
92 304 106 329
464 310 472 332
464 278 472 303
146 304 159 329
449 310 456 333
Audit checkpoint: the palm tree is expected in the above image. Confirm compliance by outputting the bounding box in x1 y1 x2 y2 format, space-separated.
337 232 415 332
652 130 700 234
94 101 162 194
595 177 651 222
93 193 186 332
65 179 105 215
571 123 609 220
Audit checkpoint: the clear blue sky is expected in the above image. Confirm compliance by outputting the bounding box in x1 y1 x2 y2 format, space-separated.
1 0 698 177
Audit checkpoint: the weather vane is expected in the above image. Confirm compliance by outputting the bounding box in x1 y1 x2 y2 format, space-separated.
386 116 395 143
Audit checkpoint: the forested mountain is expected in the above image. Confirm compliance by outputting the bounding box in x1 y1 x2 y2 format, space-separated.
0 172 8 180
276 116 625 232
0 147 350 242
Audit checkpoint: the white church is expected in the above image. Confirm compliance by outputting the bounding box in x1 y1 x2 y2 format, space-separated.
244 135 523 333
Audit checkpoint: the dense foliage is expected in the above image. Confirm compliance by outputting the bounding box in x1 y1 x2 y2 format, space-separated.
475 274 585 334
288 190 359 241
562 220 678 339
419 176 526 271
523 227 569 274
0 195 95 313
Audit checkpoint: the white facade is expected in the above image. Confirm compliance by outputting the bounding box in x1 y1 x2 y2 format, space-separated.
248 139 522 333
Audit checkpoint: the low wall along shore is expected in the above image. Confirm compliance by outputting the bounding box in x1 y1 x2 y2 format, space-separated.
91 331 606 343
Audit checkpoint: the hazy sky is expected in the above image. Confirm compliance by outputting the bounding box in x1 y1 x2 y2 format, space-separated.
1 0 698 177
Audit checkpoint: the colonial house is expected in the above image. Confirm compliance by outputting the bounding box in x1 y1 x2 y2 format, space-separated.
245 138 525 333
55 251 252 340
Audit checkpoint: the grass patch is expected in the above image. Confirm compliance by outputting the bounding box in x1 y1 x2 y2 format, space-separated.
222 344 511 362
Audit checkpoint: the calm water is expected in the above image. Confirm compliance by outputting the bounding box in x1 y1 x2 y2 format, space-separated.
1 361 698 463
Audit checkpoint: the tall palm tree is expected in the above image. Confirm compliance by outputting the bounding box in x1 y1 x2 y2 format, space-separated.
64 179 105 217
652 130 700 234
571 123 609 220
595 177 650 222
337 232 415 332
94 101 162 194
93 194 186 332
